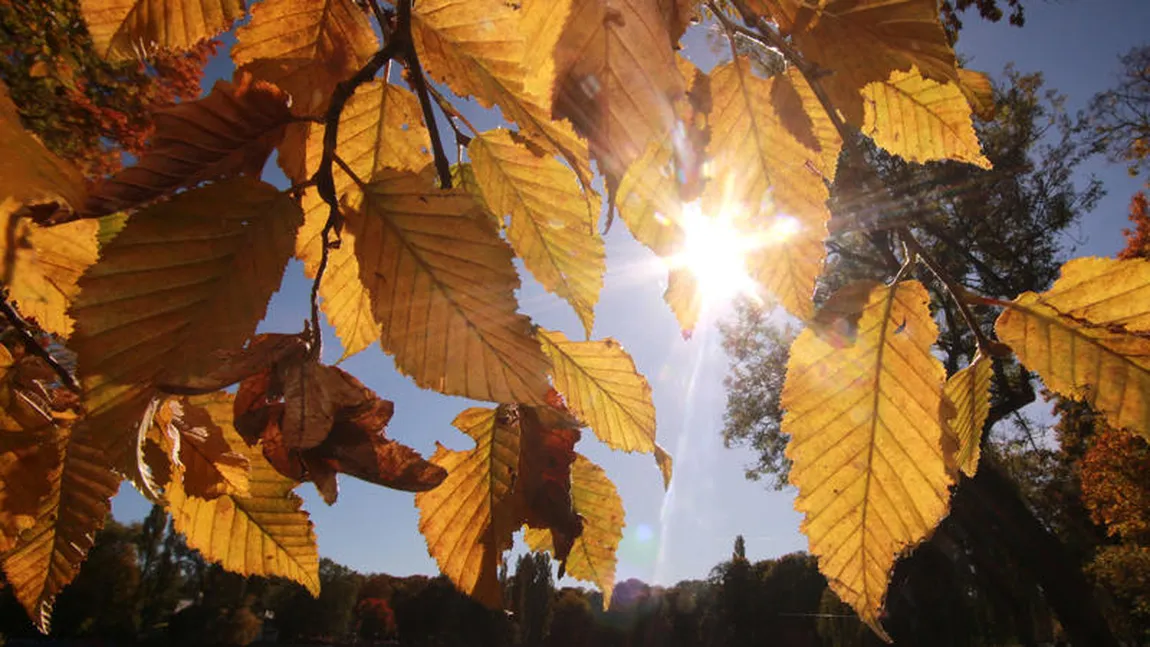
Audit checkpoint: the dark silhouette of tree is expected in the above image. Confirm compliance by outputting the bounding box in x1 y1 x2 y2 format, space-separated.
510 551 555 646
1086 45 1150 178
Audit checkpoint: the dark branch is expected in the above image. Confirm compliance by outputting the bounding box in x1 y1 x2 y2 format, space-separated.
900 227 994 353
398 0 453 189
0 294 79 392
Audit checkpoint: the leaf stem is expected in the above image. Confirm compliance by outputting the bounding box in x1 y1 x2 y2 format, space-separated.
0 293 79 392
899 227 994 353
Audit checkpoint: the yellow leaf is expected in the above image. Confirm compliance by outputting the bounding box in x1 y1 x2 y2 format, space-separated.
706 58 838 320
664 268 701 335
0 80 85 222
958 68 996 121
165 393 320 595
538 329 656 452
743 0 822 35
416 408 520 608
294 83 430 360
2 427 119 632
158 396 251 499
232 0 380 182
521 0 573 106
772 68 842 182
790 0 958 127
654 443 674 490
70 179 301 471
861 67 990 168
80 0 244 60
350 169 551 404
84 74 294 217
552 0 684 180
616 140 687 258
524 454 625 609
943 354 992 478
468 129 604 337
995 258 1150 441
783 280 953 637
0 430 64 553
412 0 591 183
0 212 98 339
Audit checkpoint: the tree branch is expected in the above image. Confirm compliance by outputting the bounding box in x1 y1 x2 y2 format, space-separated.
0 294 79 392
899 227 994 353
397 0 453 189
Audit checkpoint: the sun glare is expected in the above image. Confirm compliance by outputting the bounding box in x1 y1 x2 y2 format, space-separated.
669 202 802 309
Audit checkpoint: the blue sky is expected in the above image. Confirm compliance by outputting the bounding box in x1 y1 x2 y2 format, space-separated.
112 0 1150 587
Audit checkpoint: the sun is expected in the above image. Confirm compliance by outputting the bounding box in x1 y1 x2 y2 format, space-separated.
669 201 801 309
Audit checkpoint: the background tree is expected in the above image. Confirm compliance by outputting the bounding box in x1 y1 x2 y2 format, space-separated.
1086 45 1150 178
509 552 555 647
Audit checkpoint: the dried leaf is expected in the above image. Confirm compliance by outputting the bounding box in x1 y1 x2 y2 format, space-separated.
279 360 369 450
351 169 551 404
958 68 996 121
158 333 309 394
538 329 656 453
468 129 604 337
518 402 582 566
80 0 244 60
783 280 953 638
159 397 251 499
0 430 64 553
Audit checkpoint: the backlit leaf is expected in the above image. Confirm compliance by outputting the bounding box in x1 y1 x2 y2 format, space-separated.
71 179 301 471
783 280 953 637
2 427 119 632
468 129 604 337
232 0 379 182
279 360 369 450
83 75 294 217
165 392 320 595
0 80 86 223
654 443 673 490
156 397 250 499
0 430 64 553
958 68 996 120
351 169 551 405
552 0 684 181
412 0 591 183
80 0 245 60
995 257 1150 441
861 67 990 168
416 407 520 608
706 58 838 320
524 453 625 608
664 269 701 336
538 329 656 453
943 354 992 478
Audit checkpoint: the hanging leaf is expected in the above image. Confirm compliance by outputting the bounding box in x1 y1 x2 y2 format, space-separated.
83 74 294 217
616 140 687 258
350 169 551 405
80 0 245 60
153 397 250 499
0 430 64 553
468 129 604 337
522 0 573 105
524 453 625 608
995 257 1150 441
0 80 86 223
164 393 320 596
416 407 521 608
861 67 990 168
231 0 379 182
158 333 309 394
411 0 591 183
654 443 674 490
70 179 301 471
944 354 992 478
664 269 701 336
552 0 685 181
706 58 838 320
958 68 996 120
518 401 582 564
783 280 953 638
2 427 119 632
538 329 656 453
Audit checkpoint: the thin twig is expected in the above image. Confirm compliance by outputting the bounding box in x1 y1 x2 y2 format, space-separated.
426 82 476 147
900 227 993 353
398 0 453 188
0 294 79 392
333 154 367 189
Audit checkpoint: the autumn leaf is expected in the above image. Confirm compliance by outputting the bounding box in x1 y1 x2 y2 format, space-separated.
416 407 520 608
518 402 582 564
0 430 64 553
654 443 674 490
412 0 591 183
164 392 320 596
279 360 371 450
525 453 625 608
706 59 838 320
0 347 77 433
231 0 379 181
995 257 1150 441
522 0 573 105
958 68 996 120
83 74 293 217
861 67 990 168
538 329 656 453
2 427 119 631
468 128 604 337
789 0 959 128
80 0 245 61
158 333 310 394
70 179 301 471
944 354 992 477
552 0 685 182
350 169 551 405
153 396 250 499
664 269 701 336
616 140 687 258
0 80 86 223
783 280 953 638
743 0 822 35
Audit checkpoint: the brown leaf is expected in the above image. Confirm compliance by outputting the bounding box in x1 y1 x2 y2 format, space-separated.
519 400 583 567
160 398 251 499
80 0 245 61
83 74 293 217
159 333 309 394
0 430 64 553
279 360 369 450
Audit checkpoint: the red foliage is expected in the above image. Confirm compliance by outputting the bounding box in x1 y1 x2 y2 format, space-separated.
355 596 397 640
1118 191 1150 260
1080 427 1150 543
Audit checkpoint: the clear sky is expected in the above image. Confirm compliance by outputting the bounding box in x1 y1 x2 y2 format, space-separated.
112 0 1150 587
